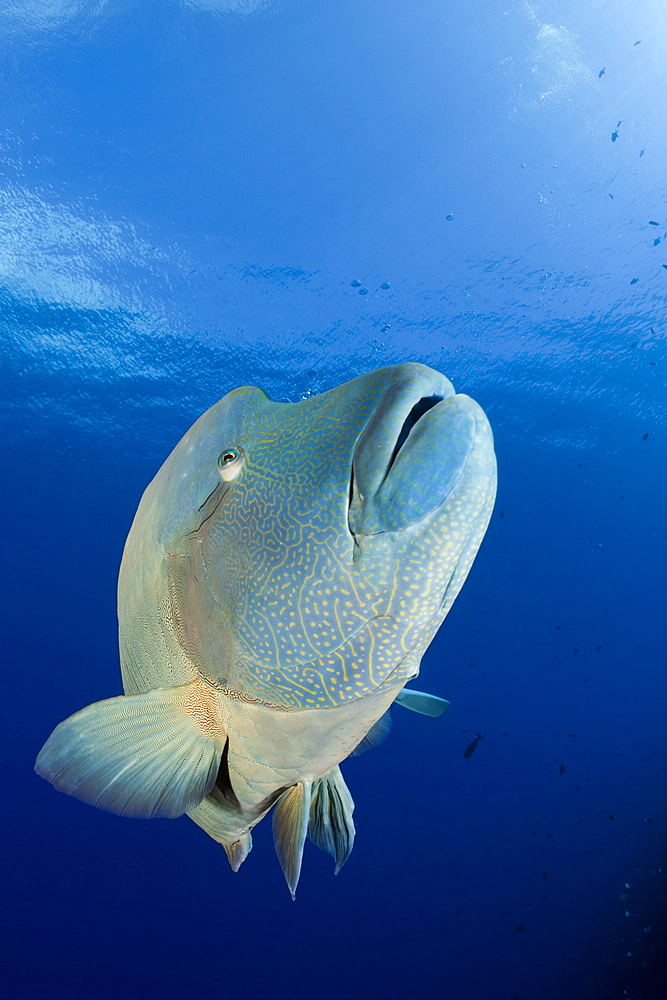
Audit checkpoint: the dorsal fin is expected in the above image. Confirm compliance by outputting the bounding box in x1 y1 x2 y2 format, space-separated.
308 766 355 873
350 710 392 756
272 780 312 899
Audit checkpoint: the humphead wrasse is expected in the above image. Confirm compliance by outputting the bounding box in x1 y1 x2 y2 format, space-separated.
36 363 496 895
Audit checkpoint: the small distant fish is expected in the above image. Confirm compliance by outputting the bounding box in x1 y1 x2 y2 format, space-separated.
611 120 623 142
598 67 605 78
608 193 614 199
464 733 483 758
634 39 641 45
559 763 566 775
640 149 645 157
654 238 661 247
643 432 649 440
515 925 527 931
630 278 638 284
649 220 660 225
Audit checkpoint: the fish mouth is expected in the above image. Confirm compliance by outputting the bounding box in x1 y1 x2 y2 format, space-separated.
348 392 445 517
348 363 485 536
384 391 447 482
351 364 455 499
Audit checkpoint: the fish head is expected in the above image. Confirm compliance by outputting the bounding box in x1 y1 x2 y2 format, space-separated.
122 363 496 709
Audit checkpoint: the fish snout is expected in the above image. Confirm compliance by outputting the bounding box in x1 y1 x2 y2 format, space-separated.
349 367 492 535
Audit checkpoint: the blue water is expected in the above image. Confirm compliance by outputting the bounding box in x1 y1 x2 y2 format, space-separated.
2 2 666 998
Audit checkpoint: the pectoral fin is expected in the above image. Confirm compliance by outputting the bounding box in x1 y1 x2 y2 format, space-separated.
308 766 355 874
394 688 451 717
35 681 225 820
272 780 312 899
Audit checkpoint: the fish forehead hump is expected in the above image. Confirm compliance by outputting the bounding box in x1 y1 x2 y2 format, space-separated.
119 363 495 711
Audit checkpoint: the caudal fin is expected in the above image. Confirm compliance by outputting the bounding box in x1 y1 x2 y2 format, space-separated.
308 765 355 874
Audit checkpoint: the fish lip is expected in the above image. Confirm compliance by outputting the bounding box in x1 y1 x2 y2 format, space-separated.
351 364 455 501
349 371 494 538
382 392 447 486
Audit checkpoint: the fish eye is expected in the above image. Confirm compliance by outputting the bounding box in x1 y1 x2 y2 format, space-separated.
217 446 244 481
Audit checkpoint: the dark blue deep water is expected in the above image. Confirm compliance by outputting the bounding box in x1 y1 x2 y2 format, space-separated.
2 3 666 998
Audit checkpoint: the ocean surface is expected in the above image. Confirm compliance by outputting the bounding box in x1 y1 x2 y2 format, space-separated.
2 2 666 998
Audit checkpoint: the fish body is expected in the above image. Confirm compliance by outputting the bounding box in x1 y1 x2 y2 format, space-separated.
36 362 496 893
